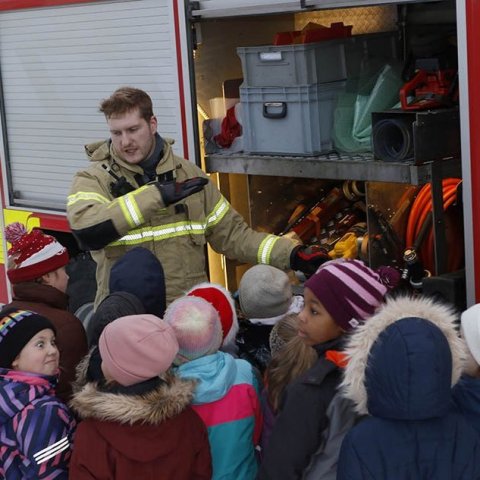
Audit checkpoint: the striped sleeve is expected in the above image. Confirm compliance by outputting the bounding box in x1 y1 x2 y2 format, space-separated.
16 402 74 479
67 169 165 250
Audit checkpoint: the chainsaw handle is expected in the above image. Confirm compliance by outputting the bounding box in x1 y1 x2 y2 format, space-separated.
400 70 427 110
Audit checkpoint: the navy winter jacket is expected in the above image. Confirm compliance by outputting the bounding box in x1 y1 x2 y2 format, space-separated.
338 296 480 480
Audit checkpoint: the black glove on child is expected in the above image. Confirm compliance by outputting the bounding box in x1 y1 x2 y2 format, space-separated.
290 245 331 278
156 177 208 206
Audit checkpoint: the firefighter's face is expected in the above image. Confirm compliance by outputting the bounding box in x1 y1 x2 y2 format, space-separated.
107 108 157 165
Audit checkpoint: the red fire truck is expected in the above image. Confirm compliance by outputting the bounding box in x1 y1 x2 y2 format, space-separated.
0 0 478 308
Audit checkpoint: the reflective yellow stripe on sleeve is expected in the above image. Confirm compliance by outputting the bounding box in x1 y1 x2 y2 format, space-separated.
118 192 145 229
109 221 206 246
109 194 229 246
205 197 230 231
67 192 109 206
257 234 279 265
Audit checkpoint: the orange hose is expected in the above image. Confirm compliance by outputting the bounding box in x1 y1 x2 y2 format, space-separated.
406 179 460 247
414 187 457 241
421 192 459 272
405 178 462 274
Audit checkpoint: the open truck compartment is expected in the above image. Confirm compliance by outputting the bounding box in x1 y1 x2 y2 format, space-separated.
191 0 465 309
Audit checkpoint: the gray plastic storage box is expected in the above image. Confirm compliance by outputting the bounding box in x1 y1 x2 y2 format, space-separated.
240 81 346 156
237 40 347 87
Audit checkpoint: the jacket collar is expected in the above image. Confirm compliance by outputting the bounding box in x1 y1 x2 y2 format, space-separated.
12 282 69 310
70 352 196 425
85 137 178 176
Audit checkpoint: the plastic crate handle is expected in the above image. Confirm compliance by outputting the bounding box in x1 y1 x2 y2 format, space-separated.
259 51 283 62
263 102 287 119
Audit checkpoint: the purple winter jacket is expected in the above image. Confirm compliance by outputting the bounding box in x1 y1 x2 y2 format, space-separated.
0 368 76 479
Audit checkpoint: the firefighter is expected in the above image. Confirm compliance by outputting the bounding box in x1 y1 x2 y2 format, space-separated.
67 87 327 307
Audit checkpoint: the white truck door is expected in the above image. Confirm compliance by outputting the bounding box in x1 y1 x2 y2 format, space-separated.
0 0 194 212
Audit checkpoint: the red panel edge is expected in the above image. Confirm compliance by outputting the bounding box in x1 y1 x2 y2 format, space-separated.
172 0 190 159
466 0 480 302
0 263 8 304
0 0 99 11
30 213 70 233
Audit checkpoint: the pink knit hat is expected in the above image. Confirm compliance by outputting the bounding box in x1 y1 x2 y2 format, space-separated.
5 222 69 284
305 259 398 331
99 314 178 386
164 296 223 365
186 282 238 347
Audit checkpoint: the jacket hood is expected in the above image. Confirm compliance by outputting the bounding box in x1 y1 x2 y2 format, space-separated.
341 295 466 419
0 369 56 426
176 351 237 404
109 247 166 318
70 352 196 426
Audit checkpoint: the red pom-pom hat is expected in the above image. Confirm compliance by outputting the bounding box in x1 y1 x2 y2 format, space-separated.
5 224 69 284
186 282 238 347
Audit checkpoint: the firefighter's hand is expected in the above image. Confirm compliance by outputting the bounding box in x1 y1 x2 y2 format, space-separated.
156 177 208 206
290 245 330 278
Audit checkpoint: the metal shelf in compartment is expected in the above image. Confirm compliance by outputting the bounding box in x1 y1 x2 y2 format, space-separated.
205 152 461 185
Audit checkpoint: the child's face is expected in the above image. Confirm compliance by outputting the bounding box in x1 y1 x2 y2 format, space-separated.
297 287 343 346
11 329 59 376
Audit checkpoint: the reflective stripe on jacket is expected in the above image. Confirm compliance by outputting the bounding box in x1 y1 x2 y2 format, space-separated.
67 138 298 306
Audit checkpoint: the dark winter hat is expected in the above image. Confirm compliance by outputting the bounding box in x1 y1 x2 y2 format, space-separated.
88 291 146 347
109 247 166 318
238 265 292 319
0 307 55 368
305 259 394 331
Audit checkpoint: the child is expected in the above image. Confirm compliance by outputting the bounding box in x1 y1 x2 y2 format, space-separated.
259 259 398 480
452 303 480 435
87 291 145 347
69 313 212 479
164 294 262 480
4 222 87 401
0 307 76 479
261 313 317 452
109 246 167 318
185 281 239 352
338 295 480 479
236 265 304 374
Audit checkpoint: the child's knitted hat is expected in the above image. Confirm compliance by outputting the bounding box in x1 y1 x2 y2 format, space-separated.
0 307 56 368
305 259 396 331
99 314 178 386
460 303 480 365
238 265 292 320
186 282 238 346
88 291 146 347
5 222 69 284
164 296 223 365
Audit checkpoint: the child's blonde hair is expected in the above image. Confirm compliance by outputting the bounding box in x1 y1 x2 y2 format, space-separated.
266 314 317 412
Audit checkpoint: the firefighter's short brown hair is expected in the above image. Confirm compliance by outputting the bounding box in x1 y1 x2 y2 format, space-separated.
99 87 154 122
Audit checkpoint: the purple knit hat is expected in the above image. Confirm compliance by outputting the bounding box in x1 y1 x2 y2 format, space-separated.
304 259 395 331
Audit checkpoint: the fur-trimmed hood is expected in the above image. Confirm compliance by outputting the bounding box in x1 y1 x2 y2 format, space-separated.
70 352 196 426
341 295 467 419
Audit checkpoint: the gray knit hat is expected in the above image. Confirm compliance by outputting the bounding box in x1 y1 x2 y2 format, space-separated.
238 265 292 319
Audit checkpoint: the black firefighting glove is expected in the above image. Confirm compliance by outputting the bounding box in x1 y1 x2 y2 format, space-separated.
290 244 330 278
156 177 208 206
